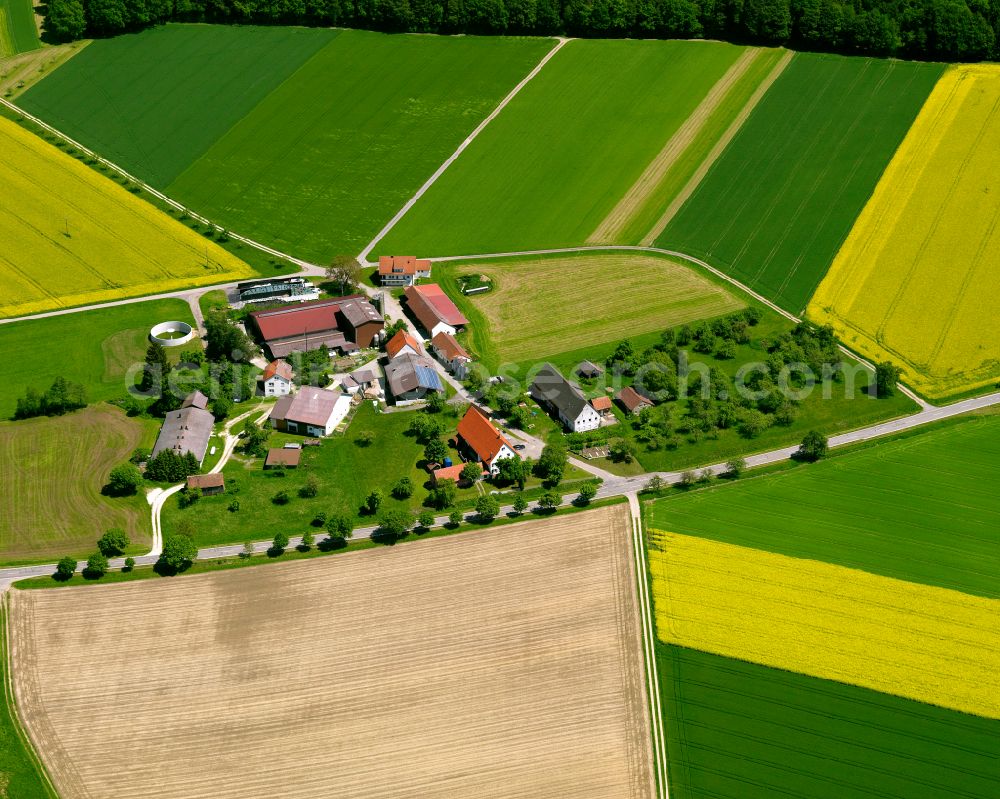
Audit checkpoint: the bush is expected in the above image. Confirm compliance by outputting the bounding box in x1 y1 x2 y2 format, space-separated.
417 510 435 530
299 475 319 499
299 530 315 551
726 457 747 478
54 556 76 581
228 499 240 512
97 528 130 557
448 509 464 528
512 493 528 515
272 490 291 505
84 552 108 579
797 430 829 462
178 487 201 508
325 514 354 540
123 556 135 572
391 476 413 499
311 511 328 527
271 531 290 554
107 463 143 495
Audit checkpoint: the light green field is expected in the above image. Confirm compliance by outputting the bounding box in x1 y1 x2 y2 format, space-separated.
380 38 746 256
649 412 1000 598
0 0 39 57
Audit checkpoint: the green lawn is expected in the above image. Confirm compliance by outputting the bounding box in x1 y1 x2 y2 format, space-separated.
0 610 55 799
381 38 746 256
163 403 589 549
0 0 40 57
18 24 336 187
0 298 195 420
649 411 1000 598
165 30 554 261
658 645 1000 799
657 53 944 314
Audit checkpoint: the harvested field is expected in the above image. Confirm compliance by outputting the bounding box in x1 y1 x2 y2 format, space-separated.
448 253 744 367
9 505 655 799
808 65 1000 399
0 407 152 564
649 531 1000 718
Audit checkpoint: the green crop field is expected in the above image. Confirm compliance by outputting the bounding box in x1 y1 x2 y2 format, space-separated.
658 645 1000 799
0 0 39 57
649 412 1000 598
380 38 746 256
166 30 554 261
0 406 157 565
656 53 943 313
18 25 336 187
0 299 195 419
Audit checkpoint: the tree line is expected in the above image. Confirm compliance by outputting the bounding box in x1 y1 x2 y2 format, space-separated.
44 0 1000 62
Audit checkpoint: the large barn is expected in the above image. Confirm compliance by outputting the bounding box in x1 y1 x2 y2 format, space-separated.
249 296 384 358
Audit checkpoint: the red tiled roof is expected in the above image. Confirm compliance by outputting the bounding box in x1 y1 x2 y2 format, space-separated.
250 295 363 342
431 331 471 362
263 359 293 382
432 463 484 483
386 329 422 358
186 473 224 490
617 386 653 413
378 255 432 275
590 395 613 411
457 405 515 466
404 284 468 331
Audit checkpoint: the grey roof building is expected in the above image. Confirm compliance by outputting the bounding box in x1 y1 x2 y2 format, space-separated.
384 354 444 400
530 363 602 433
151 394 215 464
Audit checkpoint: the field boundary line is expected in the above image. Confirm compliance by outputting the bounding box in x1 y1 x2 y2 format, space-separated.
0 598 60 799
641 49 794 247
588 48 760 246
357 36 571 264
628 493 670 798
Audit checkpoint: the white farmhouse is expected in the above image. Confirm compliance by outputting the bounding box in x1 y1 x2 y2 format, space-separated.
262 359 294 397
530 363 602 433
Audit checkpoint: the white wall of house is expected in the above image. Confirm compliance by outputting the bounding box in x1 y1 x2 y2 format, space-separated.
566 406 601 433
264 376 292 397
430 321 457 338
486 445 518 475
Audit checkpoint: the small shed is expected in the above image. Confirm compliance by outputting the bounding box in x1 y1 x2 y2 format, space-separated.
590 395 613 415
186 473 225 495
577 360 604 379
264 448 302 469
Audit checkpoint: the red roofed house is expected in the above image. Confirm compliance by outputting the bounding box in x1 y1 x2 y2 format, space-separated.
431 331 472 379
385 329 423 359
378 255 432 287
249 295 383 358
262 359 294 397
404 284 468 338
616 386 654 416
456 405 518 476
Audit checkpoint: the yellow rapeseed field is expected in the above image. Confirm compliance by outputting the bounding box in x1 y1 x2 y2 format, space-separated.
0 117 253 318
807 65 1000 399
648 530 1000 718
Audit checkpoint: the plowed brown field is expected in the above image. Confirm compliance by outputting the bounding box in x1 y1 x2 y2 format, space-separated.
8 505 654 799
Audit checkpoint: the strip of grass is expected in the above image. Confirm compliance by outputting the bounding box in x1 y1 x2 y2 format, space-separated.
0 0 40 57
167 30 554 261
18 24 337 187
657 53 944 314
0 298 195 419
0 607 56 798
649 411 1000 598
658 644 1000 799
381 38 745 256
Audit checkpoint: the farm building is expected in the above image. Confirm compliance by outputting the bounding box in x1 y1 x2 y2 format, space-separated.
530 364 602 433
577 360 604 379
386 329 423 359
262 359 294 397
269 387 350 437
186 473 225 495
264 448 302 469
384 353 444 401
404 284 468 337
431 331 472 378
339 374 361 395
237 276 319 305
351 369 377 390
249 296 382 358
456 405 518 476
181 390 209 410
378 255 432 287
151 392 215 464
432 462 484 486
617 386 654 416
590 395 614 417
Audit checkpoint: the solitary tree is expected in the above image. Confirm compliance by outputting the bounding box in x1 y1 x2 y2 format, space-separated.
797 430 829 462
874 361 903 397
537 442 567 486
159 533 197 572
460 462 482 484
299 475 320 499
85 552 108 578
511 493 528 515
240 541 254 560
428 479 458 509
107 463 143 495
355 430 375 447
679 470 697 488
425 391 446 413
300 530 315 551
364 489 384 515
576 482 597 505
423 438 448 464
325 514 354 541
325 255 362 295
391 476 413 499
537 491 561 512
726 457 748 478
271 531 290 554
448 509 464 527
475 495 500 522
417 510 435 530
55 556 77 581
97 528 130 557
643 475 666 494
123 556 136 572
378 509 414 538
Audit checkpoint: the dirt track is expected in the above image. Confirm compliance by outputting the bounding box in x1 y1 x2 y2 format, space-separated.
8 505 655 799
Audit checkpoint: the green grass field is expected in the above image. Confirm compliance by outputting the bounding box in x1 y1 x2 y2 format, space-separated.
380 38 746 256
0 609 55 799
0 406 157 565
0 0 39 57
658 645 1000 799
165 30 554 261
656 53 944 313
649 412 1000 598
18 24 336 187
0 298 195 419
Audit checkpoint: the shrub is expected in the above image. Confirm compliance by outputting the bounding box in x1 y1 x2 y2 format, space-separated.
272 490 290 505
107 463 143 495
84 552 108 578
55 556 76 581
97 528 130 557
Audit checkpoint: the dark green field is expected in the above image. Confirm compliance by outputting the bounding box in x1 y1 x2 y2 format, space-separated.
659 645 1000 799
0 299 195 419
657 53 943 313
18 25 335 187
649 412 1000 598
